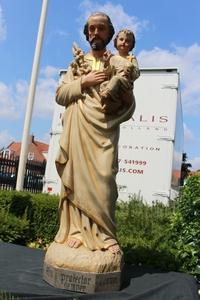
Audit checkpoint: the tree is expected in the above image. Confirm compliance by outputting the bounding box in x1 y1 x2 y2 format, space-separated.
180 153 192 185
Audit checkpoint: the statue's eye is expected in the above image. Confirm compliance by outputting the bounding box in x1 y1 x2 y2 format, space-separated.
89 25 95 32
98 25 106 31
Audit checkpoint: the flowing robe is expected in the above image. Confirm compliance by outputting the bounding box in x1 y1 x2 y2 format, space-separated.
54 53 137 250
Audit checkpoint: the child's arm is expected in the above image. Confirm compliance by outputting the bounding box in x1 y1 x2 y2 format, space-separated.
129 55 140 81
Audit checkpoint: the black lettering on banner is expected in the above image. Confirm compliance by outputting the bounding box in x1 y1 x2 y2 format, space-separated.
119 168 144 174
128 169 144 174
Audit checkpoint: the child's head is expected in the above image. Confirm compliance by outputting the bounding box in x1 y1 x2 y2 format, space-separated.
114 29 135 55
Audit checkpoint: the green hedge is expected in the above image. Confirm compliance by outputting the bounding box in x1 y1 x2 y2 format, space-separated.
0 191 32 216
0 190 59 247
0 175 199 275
29 193 59 244
170 174 200 277
0 210 29 245
116 196 180 271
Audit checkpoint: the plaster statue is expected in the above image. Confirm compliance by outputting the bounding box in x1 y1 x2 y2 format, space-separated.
44 12 140 292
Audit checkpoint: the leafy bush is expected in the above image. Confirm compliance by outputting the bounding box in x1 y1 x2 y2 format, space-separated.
0 190 59 247
170 174 200 277
0 190 32 217
116 196 180 271
29 193 59 245
0 210 29 244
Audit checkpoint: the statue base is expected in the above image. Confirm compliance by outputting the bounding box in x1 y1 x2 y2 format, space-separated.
43 241 123 293
43 262 121 293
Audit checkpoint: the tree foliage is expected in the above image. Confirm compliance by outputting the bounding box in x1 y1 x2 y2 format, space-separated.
170 174 200 278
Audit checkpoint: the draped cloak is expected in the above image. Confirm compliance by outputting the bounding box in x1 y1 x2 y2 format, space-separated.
54 53 138 250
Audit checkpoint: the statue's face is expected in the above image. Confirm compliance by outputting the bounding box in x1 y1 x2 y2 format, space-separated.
116 31 133 56
87 15 110 51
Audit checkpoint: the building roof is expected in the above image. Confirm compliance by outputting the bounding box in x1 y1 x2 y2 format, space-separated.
189 170 200 175
6 136 48 162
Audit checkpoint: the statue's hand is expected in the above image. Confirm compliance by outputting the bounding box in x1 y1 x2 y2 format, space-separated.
81 71 107 90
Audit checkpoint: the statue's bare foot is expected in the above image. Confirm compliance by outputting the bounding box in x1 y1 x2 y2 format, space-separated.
108 243 121 254
67 237 82 248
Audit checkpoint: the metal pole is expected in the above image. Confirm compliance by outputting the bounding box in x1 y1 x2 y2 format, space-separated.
16 0 49 190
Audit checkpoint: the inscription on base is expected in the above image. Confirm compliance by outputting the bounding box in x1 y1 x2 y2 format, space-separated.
43 263 121 293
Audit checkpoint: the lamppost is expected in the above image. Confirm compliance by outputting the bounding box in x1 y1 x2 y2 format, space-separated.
16 0 49 190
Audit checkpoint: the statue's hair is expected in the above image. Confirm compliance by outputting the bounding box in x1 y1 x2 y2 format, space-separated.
83 12 115 44
114 29 136 51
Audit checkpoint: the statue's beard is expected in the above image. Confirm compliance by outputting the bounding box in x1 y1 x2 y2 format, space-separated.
89 37 107 51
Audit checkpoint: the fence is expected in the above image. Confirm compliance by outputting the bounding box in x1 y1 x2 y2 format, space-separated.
0 154 46 193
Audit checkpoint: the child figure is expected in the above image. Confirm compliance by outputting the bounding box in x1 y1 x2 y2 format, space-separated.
100 29 140 113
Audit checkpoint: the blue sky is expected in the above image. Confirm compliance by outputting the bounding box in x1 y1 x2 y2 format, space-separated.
0 0 200 170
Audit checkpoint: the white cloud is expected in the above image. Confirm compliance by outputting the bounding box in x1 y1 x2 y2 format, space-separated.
0 66 58 121
188 156 200 171
183 123 195 143
78 0 149 46
34 66 58 118
40 65 59 78
138 44 200 116
0 5 6 41
46 29 69 45
0 81 25 119
34 77 57 118
0 130 14 149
